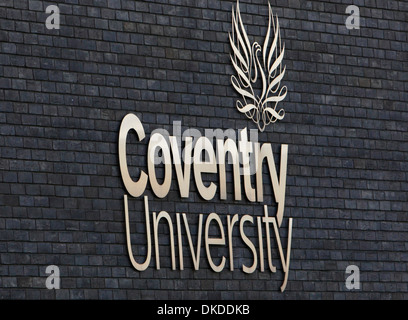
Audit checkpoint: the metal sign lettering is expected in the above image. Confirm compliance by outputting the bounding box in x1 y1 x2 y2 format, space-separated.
118 1 293 292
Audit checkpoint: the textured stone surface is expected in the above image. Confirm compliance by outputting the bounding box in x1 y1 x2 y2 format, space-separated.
0 0 407 299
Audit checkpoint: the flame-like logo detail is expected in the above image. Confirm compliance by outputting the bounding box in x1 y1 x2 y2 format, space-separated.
229 0 287 132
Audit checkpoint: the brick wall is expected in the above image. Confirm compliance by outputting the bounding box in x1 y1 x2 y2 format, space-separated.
0 0 407 299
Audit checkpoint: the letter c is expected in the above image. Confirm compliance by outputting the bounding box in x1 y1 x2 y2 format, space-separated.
118 113 148 197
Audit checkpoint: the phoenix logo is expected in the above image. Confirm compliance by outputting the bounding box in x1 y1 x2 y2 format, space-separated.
229 1 287 132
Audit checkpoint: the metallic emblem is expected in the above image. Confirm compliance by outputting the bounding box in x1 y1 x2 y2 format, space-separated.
229 1 287 132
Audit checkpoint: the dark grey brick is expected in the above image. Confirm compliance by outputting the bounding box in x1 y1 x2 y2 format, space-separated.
0 0 407 301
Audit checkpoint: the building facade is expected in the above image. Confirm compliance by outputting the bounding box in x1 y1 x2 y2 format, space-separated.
0 0 407 299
